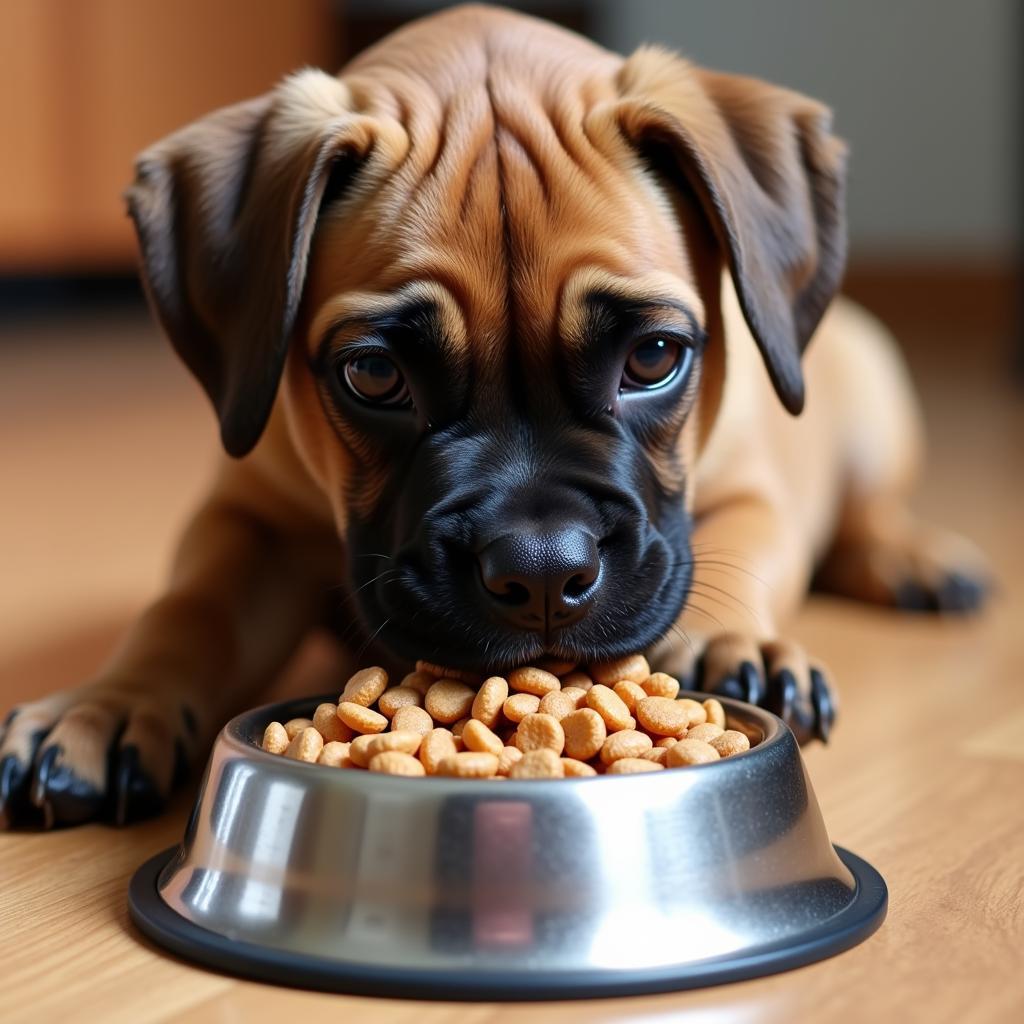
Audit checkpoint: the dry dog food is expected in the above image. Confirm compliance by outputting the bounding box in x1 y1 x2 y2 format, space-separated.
261 657 756 779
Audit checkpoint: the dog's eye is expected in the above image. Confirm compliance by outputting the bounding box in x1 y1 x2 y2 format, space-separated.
340 354 411 407
621 336 687 390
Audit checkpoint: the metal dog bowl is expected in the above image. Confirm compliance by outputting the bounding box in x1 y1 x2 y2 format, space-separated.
129 693 886 999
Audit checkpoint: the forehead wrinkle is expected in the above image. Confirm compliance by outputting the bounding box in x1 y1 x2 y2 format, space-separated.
307 280 468 357
558 269 707 351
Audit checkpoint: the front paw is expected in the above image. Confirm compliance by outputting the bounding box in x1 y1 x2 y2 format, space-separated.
0 684 200 829
651 633 836 745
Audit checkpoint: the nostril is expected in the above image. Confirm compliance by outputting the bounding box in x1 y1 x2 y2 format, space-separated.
563 571 595 599
488 578 532 606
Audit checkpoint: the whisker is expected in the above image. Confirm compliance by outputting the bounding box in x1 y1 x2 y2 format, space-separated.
688 579 758 617
356 615 393 663
330 567 401 601
667 621 694 655
680 599 725 631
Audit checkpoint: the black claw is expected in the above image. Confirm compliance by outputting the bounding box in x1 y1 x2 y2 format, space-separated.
936 571 988 613
894 581 937 612
0 755 29 829
810 669 836 743
712 675 747 701
787 699 817 745
31 745 106 828
115 745 166 826
896 571 988 615
766 669 799 720
690 657 706 693
738 661 765 706
0 726 50 829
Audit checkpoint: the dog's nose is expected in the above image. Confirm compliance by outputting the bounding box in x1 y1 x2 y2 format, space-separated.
477 528 601 633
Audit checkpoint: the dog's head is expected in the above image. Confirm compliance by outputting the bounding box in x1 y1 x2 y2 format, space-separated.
127 6 846 670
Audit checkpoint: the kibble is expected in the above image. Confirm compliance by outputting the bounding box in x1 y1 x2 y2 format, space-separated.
600 729 653 764
416 660 482 685
497 745 524 775
515 713 565 755
703 698 727 729
283 718 314 740
341 666 388 707
710 730 751 758
317 741 352 768
560 671 594 691
537 689 577 721
349 734 378 768
391 704 434 736
666 738 721 767
562 708 607 761
378 686 422 718
590 654 650 686
425 680 476 724
401 670 435 696
365 730 422 758
607 757 663 774
509 749 564 779
508 666 561 697
284 726 323 763
503 692 541 723
462 719 504 757
586 685 634 732
612 680 647 712
337 701 388 735
257 659 758 779
369 751 425 776
677 698 708 727
687 723 725 743
642 673 680 700
471 676 509 728
636 696 690 738
438 751 499 778
313 702 352 743
559 686 589 710
535 657 578 675
262 721 289 754
419 728 457 774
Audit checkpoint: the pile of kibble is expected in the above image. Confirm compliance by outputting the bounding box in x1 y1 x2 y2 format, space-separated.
261 654 753 779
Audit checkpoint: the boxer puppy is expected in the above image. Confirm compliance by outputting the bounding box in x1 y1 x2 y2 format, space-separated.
0 5 986 827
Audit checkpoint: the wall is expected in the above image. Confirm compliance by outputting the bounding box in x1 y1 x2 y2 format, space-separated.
591 0 1019 260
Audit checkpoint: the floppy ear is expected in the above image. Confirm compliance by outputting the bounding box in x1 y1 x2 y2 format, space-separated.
615 49 848 414
126 70 405 456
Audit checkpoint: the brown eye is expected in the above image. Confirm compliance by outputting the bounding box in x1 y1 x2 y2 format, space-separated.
622 336 686 390
341 354 410 407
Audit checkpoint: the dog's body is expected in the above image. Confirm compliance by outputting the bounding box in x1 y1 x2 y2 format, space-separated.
0 6 985 827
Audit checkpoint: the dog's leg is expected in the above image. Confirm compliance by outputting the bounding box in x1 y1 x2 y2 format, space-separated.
815 491 990 614
0 470 338 829
812 306 989 613
649 496 835 744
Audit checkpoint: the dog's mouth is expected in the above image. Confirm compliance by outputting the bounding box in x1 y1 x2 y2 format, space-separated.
341 528 692 674
337 406 695 674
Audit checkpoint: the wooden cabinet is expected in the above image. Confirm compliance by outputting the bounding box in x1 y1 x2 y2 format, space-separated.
0 0 339 271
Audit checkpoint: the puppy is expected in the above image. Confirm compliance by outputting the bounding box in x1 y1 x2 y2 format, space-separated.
0 5 987 827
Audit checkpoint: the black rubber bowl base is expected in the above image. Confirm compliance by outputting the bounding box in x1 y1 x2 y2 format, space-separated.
128 845 886 1000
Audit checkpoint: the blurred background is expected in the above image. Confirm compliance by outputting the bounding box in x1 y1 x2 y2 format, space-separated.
1 1 1020 697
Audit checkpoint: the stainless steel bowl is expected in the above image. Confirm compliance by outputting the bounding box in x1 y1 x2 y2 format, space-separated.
129 693 886 999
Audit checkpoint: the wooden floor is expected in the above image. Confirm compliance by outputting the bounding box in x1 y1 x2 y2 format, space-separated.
1 304 1022 1022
